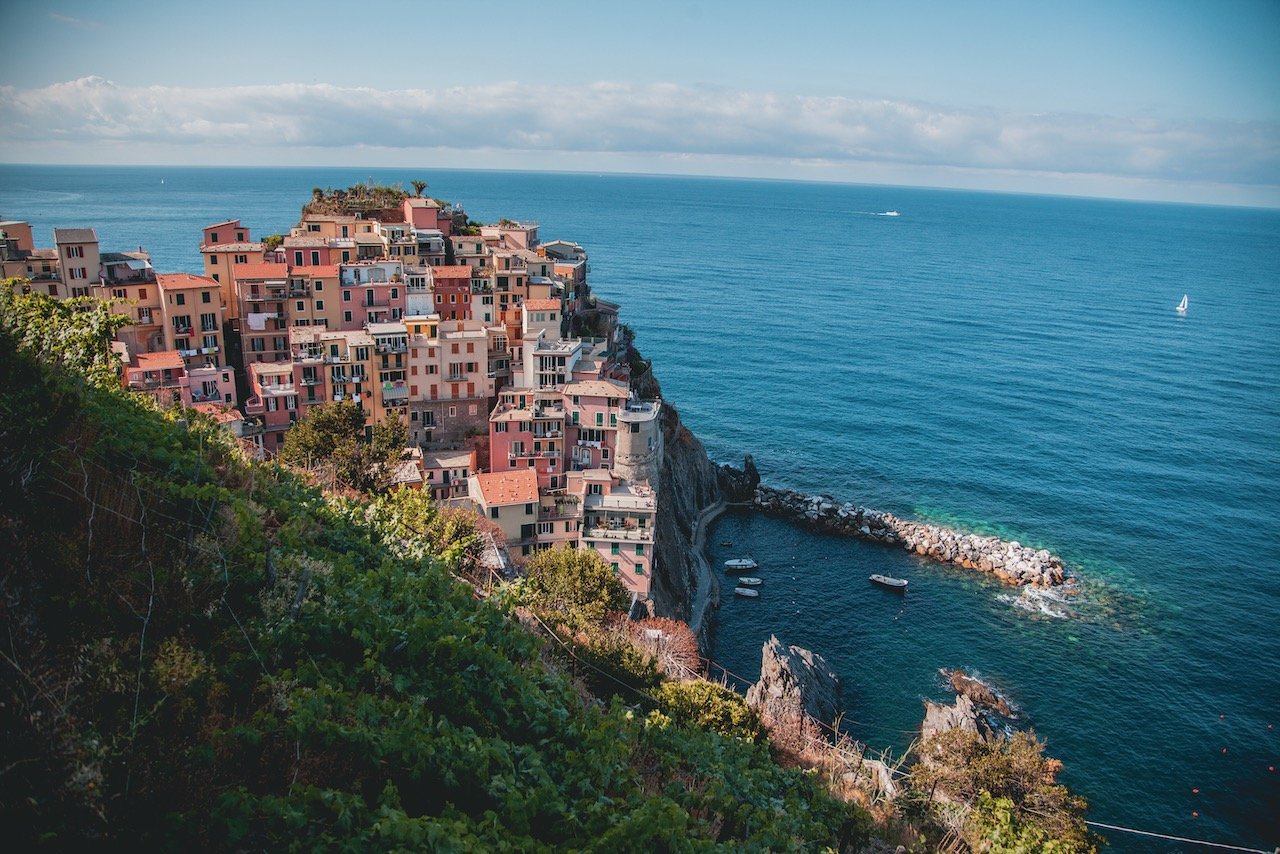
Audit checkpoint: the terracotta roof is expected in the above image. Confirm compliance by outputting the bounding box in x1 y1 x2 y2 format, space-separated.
523 299 560 311
234 262 290 281
204 219 241 230
157 273 218 291
473 469 538 506
432 265 472 280
135 350 184 371
302 264 341 278
564 380 628 398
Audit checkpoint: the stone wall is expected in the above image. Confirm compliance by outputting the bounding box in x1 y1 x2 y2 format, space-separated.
754 485 1069 587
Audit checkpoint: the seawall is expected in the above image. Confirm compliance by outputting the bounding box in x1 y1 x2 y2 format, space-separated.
753 484 1069 587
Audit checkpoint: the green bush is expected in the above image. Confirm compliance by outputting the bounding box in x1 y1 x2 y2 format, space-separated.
655 679 763 742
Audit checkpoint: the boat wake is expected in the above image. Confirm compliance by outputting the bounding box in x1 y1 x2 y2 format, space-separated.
998 585 1073 619
852 210 901 217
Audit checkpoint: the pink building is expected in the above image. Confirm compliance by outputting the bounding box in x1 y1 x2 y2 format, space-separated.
244 361 298 455
125 350 187 407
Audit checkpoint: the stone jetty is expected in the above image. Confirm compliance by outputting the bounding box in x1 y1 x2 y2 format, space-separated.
753 485 1069 587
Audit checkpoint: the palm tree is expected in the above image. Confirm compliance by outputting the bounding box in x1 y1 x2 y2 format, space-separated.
411 180 428 197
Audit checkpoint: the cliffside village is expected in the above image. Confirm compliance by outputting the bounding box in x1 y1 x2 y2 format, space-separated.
1 196 664 608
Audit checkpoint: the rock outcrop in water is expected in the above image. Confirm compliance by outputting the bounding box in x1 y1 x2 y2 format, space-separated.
745 634 843 729
753 485 1069 587
920 670 1018 743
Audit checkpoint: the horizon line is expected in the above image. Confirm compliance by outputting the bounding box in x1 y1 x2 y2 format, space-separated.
4 161 1279 212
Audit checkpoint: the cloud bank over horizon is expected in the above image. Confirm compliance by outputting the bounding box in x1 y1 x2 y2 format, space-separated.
2 76 1277 203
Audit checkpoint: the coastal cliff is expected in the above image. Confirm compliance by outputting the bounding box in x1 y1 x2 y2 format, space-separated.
650 401 732 640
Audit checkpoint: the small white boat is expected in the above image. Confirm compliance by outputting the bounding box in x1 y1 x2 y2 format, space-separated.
724 558 758 572
1176 294 1188 313
734 587 760 598
736 577 763 587
870 574 908 591
883 210 900 217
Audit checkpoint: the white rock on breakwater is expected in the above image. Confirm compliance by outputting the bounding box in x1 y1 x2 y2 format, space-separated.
752 485 1069 587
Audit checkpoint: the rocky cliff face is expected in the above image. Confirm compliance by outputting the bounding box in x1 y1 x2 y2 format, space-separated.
651 401 723 627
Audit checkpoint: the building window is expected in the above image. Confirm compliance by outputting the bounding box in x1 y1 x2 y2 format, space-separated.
201 291 211 303
314 281 323 291
448 405 457 417
343 290 351 302
315 300 324 310
595 412 603 426
297 300 305 311
525 503 535 516
610 543 620 555
234 254 248 264
294 251 303 266
611 562 620 573
538 522 552 534
495 422 507 433
636 544 645 555
343 311 352 322
489 507 499 520
175 293 185 305
310 251 320 265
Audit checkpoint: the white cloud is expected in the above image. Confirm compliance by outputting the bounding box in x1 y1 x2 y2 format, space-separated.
1 77 1277 194
48 12 98 29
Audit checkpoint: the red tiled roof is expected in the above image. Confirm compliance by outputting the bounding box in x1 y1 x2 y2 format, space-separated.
432 265 472 280
234 262 289 281
135 350 185 370
473 469 538 506
523 299 560 311
157 273 218 291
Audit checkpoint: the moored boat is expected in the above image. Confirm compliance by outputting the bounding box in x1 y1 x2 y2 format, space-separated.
736 576 762 587
734 587 760 598
870 574 908 591
724 558 758 572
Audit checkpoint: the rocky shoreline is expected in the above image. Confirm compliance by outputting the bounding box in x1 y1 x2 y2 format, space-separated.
752 484 1069 587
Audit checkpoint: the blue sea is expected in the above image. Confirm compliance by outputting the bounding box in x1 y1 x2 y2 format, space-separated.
3 165 1278 850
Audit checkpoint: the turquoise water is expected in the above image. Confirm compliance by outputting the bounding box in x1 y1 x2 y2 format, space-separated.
3 165 1278 849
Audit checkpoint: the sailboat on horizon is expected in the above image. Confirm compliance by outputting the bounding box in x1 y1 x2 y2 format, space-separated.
1176 294 1188 314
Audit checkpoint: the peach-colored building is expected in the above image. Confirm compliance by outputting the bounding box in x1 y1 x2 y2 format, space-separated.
244 361 298 455
467 469 540 554
54 228 100 297
201 220 265 314
236 263 292 365
157 273 226 371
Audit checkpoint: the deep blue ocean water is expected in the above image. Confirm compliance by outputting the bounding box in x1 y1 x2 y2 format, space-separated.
3 165 1278 850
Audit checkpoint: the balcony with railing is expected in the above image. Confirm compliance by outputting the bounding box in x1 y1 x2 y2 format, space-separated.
375 340 407 354
245 287 287 302
582 526 651 542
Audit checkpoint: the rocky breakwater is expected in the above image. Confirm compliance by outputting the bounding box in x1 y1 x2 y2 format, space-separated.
754 485 1069 587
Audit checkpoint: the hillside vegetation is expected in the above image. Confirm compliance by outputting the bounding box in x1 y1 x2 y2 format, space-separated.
0 288 874 849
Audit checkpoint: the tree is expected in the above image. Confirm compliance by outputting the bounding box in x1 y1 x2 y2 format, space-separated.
411 180 428 198
524 546 628 631
278 401 406 493
1 286 128 389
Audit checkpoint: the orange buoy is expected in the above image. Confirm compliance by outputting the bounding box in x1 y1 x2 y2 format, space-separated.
1192 788 1199 794
1193 811 1199 817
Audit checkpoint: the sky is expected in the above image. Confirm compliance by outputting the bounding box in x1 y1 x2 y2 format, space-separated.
1 0 1278 206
